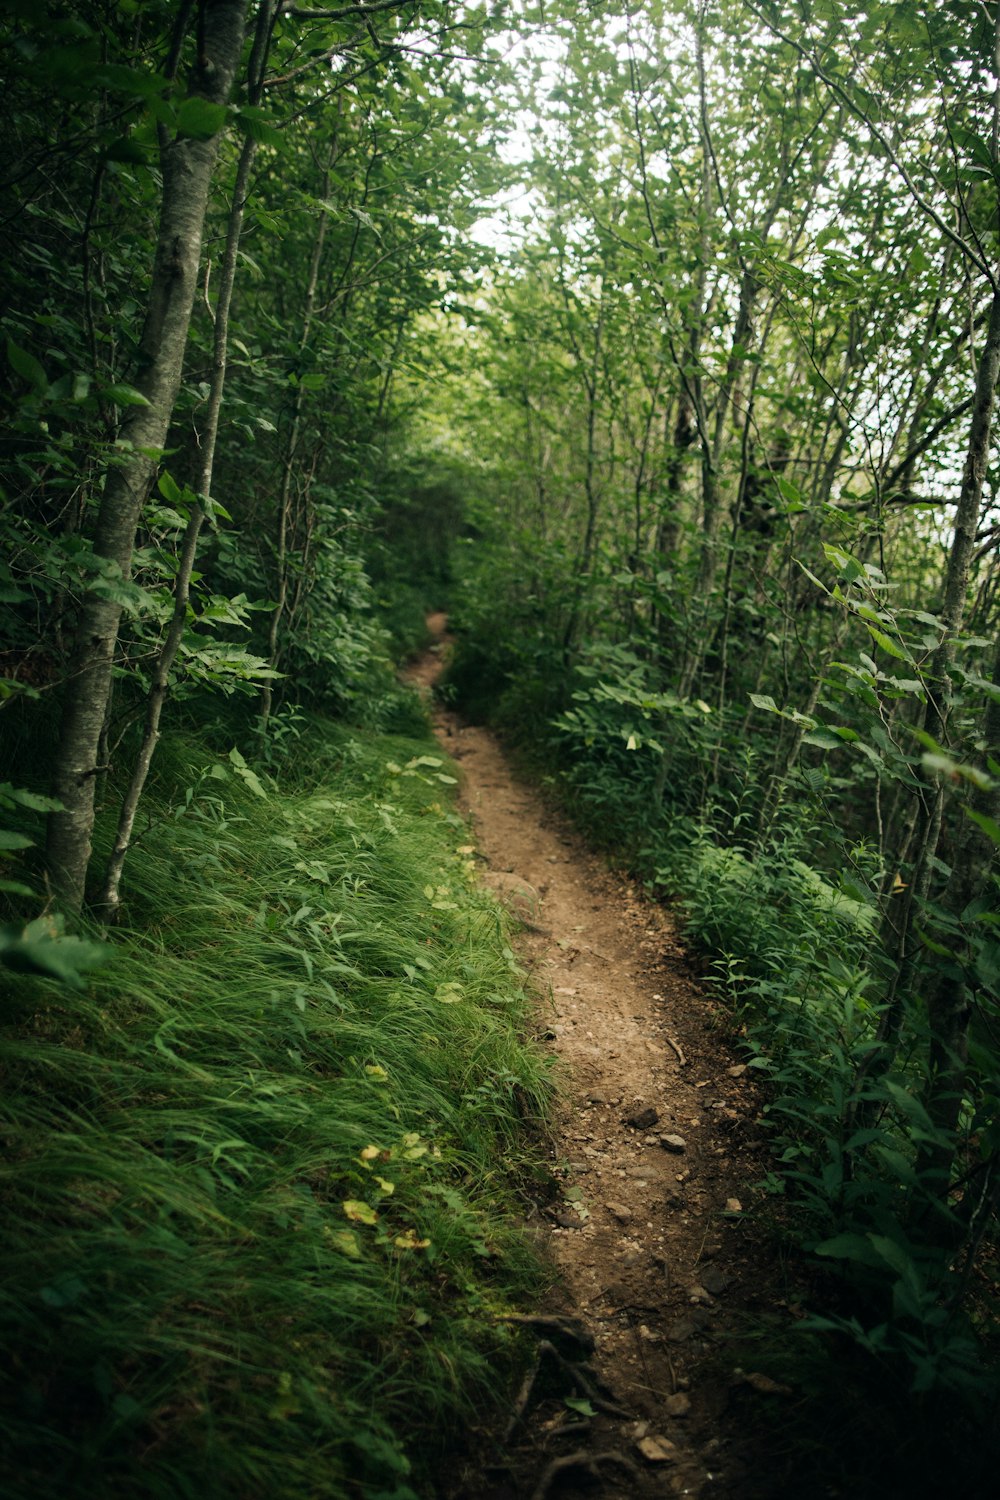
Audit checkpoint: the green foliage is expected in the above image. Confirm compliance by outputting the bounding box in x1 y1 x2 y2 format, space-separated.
0 719 552 1498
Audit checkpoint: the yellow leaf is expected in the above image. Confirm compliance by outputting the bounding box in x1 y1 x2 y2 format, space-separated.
342 1199 378 1225
375 1176 395 1195
394 1228 431 1251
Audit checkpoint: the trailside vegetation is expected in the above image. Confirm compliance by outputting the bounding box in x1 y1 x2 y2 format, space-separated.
1 717 551 1498
429 0 1000 1480
3 0 1000 1491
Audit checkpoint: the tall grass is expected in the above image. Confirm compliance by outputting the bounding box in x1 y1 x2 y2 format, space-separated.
0 721 552 1499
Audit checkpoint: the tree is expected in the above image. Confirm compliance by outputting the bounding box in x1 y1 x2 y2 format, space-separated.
45 0 250 912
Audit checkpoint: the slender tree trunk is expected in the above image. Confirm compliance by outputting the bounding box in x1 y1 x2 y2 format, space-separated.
261 150 334 727
45 0 249 913
98 2 280 915
852 282 1000 1120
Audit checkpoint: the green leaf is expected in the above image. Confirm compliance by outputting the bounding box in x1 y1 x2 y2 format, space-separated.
776 476 805 511
105 382 151 408
326 1228 362 1258
813 1232 884 1268
0 916 107 990
176 96 228 140
0 830 33 851
966 809 1000 846
749 692 778 713
1 784 64 816
801 728 843 750
236 105 282 147
6 337 47 394
158 470 184 504
105 137 148 165
228 747 268 798
865 624 911 662
822 542 863 583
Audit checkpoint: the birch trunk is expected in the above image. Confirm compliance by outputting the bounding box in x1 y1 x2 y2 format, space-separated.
46 0 249 913
98 2 279 915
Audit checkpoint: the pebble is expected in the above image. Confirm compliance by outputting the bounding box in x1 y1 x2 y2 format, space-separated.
725 1197 743 1214
660 1134 687 1153
555 1211 584 1229
626 1106 660 1130
608 1202 633 1223
664 1393 692 1418
636 1435 678 1465
667 1315 699 1343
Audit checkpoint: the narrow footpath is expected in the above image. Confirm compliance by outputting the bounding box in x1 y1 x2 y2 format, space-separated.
406 617 789 1500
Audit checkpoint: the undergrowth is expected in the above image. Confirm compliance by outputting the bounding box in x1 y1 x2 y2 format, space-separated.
0 718 553 1499
441 628 1000 1494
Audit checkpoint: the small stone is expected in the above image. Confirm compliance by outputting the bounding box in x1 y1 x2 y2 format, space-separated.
700 1266 729 1295
482 870 540 922
608 1202 633 1224
664 1393 692 1418
636 1435 678 1465
687 1284 712 1304
587 1090 608 1105
660 1134 687 1153
724 1197 743 1214
555 1211 583 1229
643 1134 659 1145
638 1323 661 1343
626 1106 660 1130
667 1315 698 1343
626 1165 655 1178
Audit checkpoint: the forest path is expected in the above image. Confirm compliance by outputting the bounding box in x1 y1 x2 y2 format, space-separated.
405 618 776 1500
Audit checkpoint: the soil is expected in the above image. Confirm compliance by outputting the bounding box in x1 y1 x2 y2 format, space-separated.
405 616 795 1500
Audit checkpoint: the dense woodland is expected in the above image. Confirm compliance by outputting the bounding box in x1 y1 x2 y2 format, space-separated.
2 1 1000 1495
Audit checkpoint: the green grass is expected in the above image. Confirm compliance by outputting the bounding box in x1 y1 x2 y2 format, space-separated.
0 719 553 1499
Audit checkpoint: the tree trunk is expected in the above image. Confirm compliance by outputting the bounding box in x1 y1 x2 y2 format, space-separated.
852 283 1000 1121
261 150 334 728
45 0 249 913
98 2 279 915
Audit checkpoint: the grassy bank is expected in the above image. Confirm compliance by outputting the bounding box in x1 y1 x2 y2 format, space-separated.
0 716 551 1499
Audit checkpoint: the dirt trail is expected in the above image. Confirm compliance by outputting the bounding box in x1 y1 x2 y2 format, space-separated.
406 617 776 1500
